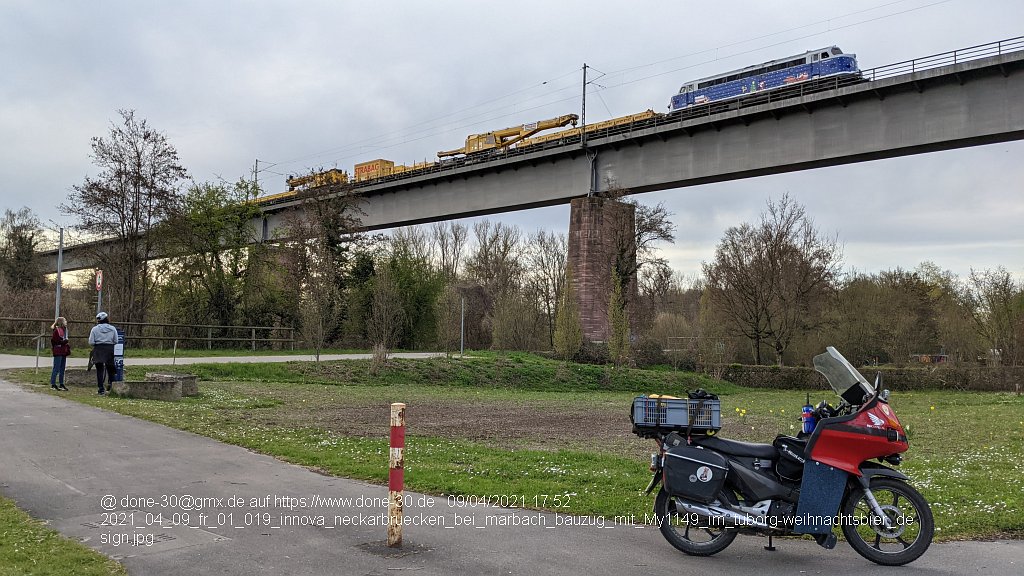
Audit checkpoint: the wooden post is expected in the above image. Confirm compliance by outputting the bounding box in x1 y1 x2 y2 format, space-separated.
251 328 256 351
387 402 406 548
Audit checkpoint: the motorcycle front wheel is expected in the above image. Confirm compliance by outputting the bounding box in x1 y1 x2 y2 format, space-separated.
841 477 934 566
654 487 738 556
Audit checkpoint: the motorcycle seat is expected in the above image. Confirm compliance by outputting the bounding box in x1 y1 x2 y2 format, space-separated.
694 436 777 458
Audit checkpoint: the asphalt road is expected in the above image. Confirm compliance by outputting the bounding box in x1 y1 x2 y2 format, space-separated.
0 377 1020 575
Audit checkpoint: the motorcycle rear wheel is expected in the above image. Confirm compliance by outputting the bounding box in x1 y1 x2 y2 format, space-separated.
841 477 934 566
654 487 738 556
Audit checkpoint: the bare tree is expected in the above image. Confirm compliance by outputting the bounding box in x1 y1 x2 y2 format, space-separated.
962 267 1022 366
62 109 188 325
703 195 841 365
299 273 340 361
431 221 468 281
916 261 980 364
368 265 406 370
465 220 524 297
630 200 677 272
491 291 543 351
391 226 434 263
60 107 188 323
602 182 676 282
525 229 567 347
435 284 462 357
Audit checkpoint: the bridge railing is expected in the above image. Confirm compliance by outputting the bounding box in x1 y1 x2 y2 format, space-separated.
0 317 296 352
317 35 1024 193
863 35 1024 81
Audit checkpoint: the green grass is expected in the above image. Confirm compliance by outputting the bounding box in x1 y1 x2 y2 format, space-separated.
4 353 1022 541
0 495 126 576
172 352 736 395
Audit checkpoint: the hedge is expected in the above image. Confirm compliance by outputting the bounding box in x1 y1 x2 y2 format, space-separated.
717 364 1024 392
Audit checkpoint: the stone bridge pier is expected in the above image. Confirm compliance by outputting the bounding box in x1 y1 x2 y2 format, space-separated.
567 197 639 343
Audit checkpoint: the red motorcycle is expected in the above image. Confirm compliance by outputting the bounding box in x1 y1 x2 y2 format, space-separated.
633 347 934 565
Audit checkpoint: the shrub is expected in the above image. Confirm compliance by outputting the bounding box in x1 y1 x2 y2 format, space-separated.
632 338 667 368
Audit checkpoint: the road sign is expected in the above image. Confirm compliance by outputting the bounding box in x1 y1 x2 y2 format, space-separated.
96 270 103 291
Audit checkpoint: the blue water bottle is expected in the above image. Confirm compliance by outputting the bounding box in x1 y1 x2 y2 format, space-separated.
801 393 816 434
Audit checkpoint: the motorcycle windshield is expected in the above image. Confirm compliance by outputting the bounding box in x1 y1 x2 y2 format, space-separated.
813 347 875 405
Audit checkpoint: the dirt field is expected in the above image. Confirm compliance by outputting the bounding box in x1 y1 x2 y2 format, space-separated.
216 381 777 458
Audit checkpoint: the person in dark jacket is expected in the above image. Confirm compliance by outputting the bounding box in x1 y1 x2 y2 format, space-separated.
50 317 70 391
88 312 118 395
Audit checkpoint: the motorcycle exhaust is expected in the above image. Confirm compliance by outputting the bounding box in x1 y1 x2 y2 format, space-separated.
674 499 774 529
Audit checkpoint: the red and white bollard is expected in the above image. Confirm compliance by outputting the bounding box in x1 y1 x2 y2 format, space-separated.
387 402 406 548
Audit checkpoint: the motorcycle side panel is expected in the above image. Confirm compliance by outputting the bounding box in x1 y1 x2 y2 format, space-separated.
806 398 908 476
663 445 728 504
793 460 848 535
726 460 799 503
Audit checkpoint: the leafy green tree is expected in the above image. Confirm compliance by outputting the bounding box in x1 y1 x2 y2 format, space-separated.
388 228 444 349
608 272 630 366
0 207 45 292
157 179 261 330
553 266 582 361
282 177 365 351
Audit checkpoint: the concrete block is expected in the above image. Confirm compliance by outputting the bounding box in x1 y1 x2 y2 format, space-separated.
110 380 181 401
145 372 199 397
62 369 96 387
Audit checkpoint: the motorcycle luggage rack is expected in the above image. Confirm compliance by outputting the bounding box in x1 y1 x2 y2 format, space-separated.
631 396 722 437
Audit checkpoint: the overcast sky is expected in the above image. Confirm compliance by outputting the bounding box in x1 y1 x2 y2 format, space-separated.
1 0 1021 280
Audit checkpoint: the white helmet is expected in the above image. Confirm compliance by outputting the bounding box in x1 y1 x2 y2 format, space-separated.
96 312 108 322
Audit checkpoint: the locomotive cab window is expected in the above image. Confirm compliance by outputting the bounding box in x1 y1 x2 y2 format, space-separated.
821 52 830 59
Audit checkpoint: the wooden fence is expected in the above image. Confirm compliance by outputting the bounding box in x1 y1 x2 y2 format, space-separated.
0 317 296 352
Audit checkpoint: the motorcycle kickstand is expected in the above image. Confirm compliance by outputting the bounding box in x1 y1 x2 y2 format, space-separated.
764 534 776 551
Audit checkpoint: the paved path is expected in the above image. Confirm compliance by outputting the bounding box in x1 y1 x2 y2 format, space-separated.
0 378 1020 576
0 352 444 370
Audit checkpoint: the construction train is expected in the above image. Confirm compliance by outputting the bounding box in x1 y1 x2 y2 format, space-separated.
263 45 860 204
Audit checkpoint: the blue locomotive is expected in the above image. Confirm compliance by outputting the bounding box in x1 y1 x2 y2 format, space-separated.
669 46 860 110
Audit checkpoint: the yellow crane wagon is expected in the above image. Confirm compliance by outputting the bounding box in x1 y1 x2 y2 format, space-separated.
285 168 350 191
437 113 578 158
